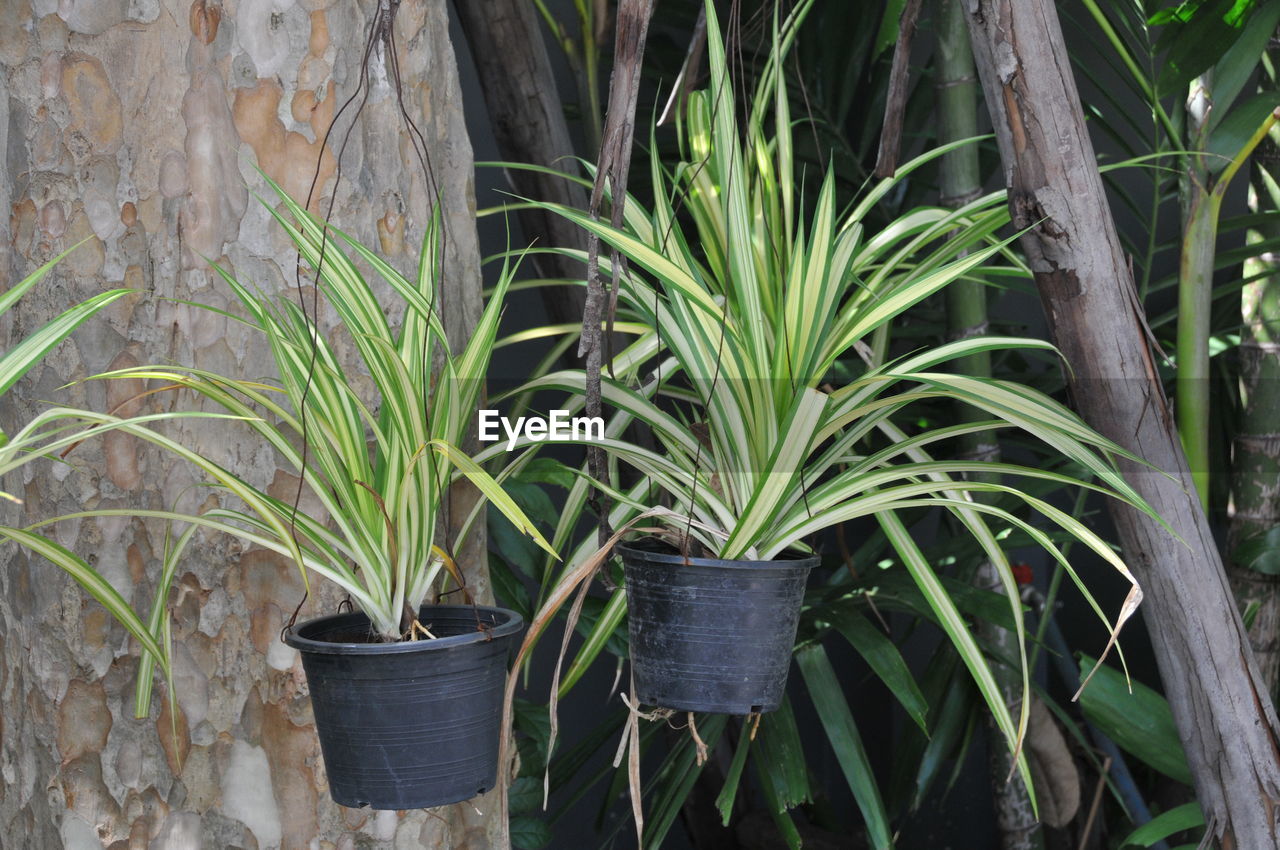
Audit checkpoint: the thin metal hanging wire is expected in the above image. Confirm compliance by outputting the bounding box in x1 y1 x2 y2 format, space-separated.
657 0 817 559
282 0 453 637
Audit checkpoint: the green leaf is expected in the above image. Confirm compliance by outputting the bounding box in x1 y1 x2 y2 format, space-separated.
546 707 628 794
432 440 558 558
510 816 553 850
1078 655 1192 785
136 522 198 718
513 698 552 776
868 570 1021 633
872 0 908 60
0 243 86 317
715 721 753 825
1155 0 1256 98
1209 0 1280 116
753 748 804 850
753 696 813 812
912 662 976 809
488 479 557 580
570 595 629 659
1232 525 1280 575
722 387 827 558
643 714 727 850
1121 802 1205 848
796 644 892 850
824 607 929 732
1207 91 1280 171
558 587 627 696
488 552 532 619
879 511 1034 807
0 288 130 399
515 457 579 491
508 776 543 815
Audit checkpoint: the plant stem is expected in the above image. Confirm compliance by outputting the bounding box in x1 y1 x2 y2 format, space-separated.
1176 183 1218 509
1177 71 1279 509
938 5 989 421
1230 43 1280 697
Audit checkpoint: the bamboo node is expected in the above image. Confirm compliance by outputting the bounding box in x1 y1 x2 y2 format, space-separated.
940 188 984 207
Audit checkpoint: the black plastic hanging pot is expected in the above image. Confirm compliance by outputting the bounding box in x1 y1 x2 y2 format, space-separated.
619 541 817 715
284 604 522 810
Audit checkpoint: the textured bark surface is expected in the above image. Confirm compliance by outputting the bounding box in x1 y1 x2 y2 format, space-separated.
581 0 654 546
0 1 496 847
963 1 1280 847
454 0 589 333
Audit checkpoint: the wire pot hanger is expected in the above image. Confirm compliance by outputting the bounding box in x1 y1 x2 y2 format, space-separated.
282 0 465 639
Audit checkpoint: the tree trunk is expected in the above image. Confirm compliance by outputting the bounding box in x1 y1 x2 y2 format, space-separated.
963 2 1280 846
937 2 1041 846
0 2 495 847
454 0 590 334
1229 34 1280 699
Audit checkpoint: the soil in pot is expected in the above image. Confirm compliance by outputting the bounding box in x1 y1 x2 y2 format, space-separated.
619 539 816 715
285 604 522 810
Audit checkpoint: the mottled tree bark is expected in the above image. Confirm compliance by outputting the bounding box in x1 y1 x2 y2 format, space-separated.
454 0 589 333
963 1 1280 847
0 1 495 847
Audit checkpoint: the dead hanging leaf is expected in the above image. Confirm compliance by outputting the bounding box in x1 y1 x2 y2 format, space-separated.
495 508 734 849
688 712 709 766
432 544 470 602
689 421 713 452
1025 696 1080 828
495 514 666 849
1073 578 1142 701
617 678 648 847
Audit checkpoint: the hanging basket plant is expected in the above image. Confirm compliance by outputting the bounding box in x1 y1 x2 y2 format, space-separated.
30 179 555 809
498 0 1159 759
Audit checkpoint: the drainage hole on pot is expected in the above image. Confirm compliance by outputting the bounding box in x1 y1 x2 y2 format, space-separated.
750 705 763 714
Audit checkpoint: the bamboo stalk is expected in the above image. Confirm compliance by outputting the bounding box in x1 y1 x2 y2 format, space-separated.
937 2 990 449
937 2 1042 847
1230 39 1280 697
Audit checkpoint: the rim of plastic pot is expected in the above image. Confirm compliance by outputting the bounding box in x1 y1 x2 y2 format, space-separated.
283 604 523 655
618 540 819 571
